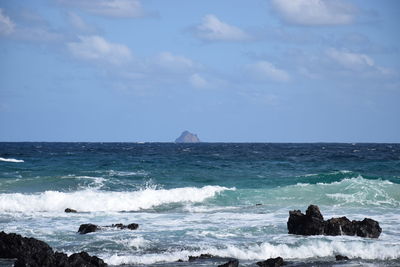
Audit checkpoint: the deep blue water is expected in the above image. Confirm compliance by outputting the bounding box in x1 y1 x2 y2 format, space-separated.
0 143 399 266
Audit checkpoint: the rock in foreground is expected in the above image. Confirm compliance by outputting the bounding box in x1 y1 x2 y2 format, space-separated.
287 205 381 238
0 231 106 267
175 131 200 143
256 257 285 267
218 259 239 267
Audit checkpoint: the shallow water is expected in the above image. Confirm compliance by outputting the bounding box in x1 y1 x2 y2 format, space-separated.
0 143 399 266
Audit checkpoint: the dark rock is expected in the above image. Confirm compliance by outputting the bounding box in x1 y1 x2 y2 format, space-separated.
65 208 77 213
354 218 382 238
324 217 354 236
175 131 200 143
335 255 349 261
68 251 106 267
188 254 214 261
78 224 100 234
256 257 285 267
287 205 381 238
218 259 239 267
111 223 139 230
287 205 325 235
0 231 107 267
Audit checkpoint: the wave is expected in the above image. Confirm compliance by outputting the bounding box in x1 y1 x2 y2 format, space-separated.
0 157 24 163
263 176 400 207
104 239 400 265
0 185 233 213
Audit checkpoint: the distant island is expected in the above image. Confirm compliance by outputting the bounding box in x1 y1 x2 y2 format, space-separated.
175 131 201 143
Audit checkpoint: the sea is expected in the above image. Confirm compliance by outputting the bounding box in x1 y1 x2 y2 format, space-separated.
0 142 399 266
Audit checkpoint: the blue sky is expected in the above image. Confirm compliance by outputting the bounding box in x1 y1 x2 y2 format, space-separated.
0 0 399 142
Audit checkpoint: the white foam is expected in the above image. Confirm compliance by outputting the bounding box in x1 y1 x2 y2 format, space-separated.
0 186 233 213
103 239 400 265
283 176 400 207
108 170 148 176
0 157 24 163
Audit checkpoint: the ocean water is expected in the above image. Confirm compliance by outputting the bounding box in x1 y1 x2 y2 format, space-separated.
0 142 399 266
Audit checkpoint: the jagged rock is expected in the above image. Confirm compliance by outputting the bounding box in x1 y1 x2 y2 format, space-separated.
0 231 106 267
188 254 214 261
256 257 285 267
287 205 325 235
335 255 349 261
78 224 100 234
175 131 200 143
287 205 381 238
218 259 239 267
354 218 382 238
110 223 139 230
64 208 77 213
324 217 355 236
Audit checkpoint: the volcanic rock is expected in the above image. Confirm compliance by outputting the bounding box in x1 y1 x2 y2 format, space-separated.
218 259 239 267
188 254 214 261
78 224 100 234
256 257 285 267
287 205 381 238
64 208 77 213
0 231 106 267
110 223 139 230
335 255 349 261
175 131 200 143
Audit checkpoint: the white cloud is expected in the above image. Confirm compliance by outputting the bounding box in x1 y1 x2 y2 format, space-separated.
156 52 197 72
58 0 144 18
271 0 356 26
246 61 290 82
67 12 94 32
195 14 250 41
0 9 15 35
67 35 132 65
326 49 374 71
189 73 209 88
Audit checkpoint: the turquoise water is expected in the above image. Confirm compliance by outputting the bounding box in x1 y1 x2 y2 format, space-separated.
0 143 399 266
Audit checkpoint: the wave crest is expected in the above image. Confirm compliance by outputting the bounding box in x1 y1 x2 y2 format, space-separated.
0 186 234 213
0 157 24 163
104 239 400 265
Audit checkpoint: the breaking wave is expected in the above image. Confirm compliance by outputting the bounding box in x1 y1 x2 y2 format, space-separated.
0 157 24 163
0 185 233 213
105 239 400 265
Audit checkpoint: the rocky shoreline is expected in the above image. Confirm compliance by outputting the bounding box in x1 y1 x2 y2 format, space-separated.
0 205 382 266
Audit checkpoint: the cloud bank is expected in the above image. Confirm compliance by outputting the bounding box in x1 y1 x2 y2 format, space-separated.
271 0 356 26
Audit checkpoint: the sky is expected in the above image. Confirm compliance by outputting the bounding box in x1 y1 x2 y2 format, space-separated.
0 0 399 142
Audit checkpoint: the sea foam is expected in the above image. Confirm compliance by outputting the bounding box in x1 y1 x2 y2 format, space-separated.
0 185 233 213
0 157 24 163
104 239 400 265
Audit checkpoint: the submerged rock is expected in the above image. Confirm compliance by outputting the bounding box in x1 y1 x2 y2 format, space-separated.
78 223 139 234
218 259 239 267
287 205 381 238
175 131 201 143
0 231 106 267
256 257 285 267
64 208 77 213
335 255 349 261
78 224 100 234
110 223 139 230
188 254 215 261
